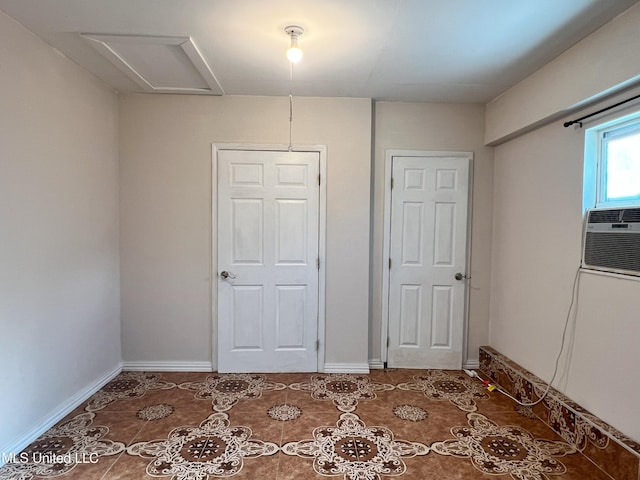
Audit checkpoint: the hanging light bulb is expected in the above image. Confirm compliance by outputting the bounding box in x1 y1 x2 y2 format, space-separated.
285 25 304 63
287 36 302 63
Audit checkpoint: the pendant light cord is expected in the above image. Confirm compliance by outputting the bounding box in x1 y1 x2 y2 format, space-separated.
288 62 294 152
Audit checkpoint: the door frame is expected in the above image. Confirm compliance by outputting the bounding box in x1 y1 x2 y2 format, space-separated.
211 144 327 372
380 149 474 368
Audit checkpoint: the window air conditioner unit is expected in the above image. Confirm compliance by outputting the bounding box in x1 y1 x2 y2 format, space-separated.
583 207 640 276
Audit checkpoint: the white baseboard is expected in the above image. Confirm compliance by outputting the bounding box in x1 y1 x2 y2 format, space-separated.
0 363 122 466
368 360 385 370
122 361 214 372
324 363 370 374
463 359 480 369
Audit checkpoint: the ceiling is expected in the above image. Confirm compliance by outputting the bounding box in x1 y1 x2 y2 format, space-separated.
1 0 638 103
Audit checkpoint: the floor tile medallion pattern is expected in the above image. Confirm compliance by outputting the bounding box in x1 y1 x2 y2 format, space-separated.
282 412 429 479
431 412 576 480
86 371 177 412
397 369 490 412
0 368 621 480
137 404 175 421
393 405 428 422
481 347 627 451
267 404 303 421
288 373 395 412
480 346 640 480
178 373 287 412
127 412 278 479
0 412 124 480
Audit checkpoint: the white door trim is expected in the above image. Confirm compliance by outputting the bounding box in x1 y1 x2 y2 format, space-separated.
380 149 474 367
211 144 327 372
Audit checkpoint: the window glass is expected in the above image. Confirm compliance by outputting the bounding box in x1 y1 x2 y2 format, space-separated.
585 115 640 210
602 127 640 203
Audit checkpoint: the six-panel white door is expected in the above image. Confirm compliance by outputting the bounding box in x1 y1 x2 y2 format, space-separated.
217 150 319 372
387 155 470 369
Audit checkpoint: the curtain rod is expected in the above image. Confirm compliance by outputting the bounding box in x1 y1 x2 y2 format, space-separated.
563 92 640 128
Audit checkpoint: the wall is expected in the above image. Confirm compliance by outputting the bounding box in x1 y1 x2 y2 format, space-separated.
0 11 121 457
118 94 371 370
486 2 640 144
491 95 640 441
370 102 494 367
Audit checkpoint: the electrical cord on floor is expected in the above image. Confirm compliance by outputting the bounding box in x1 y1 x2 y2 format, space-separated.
465 266 582 407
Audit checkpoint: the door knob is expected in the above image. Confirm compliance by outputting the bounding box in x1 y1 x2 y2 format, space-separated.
455 272 469 281
220 271 236 279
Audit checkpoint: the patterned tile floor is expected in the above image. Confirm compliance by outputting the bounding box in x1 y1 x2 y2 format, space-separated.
0 369 613 480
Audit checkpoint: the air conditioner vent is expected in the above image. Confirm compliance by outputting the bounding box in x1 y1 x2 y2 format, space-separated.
584 232 640 272
587 209 621 223
622 208 640 223
583 207 640 276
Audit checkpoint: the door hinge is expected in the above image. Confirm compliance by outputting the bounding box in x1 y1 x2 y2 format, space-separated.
388 258 391 269
315 340 320 351
386 337 390 348
317 257 320 269
318 173 321 186
390 177 394 190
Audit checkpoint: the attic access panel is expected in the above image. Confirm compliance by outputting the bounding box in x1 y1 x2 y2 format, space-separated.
82 34 224 95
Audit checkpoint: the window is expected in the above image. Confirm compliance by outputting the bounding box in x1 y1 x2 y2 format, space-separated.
584 114 640 210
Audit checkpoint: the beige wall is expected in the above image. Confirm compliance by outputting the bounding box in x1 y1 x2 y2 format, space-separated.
371 102 494 366
490 109 640 440
119 96 493 371
491 92 640 442
0 11 120 456
488 1 640 442
485 2 640 145
119 94 372 369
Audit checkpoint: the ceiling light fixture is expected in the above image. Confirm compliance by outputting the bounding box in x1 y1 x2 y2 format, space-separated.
284 25 304 63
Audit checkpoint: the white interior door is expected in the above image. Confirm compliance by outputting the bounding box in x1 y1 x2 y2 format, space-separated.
386 154 470 369
217 150 319 372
